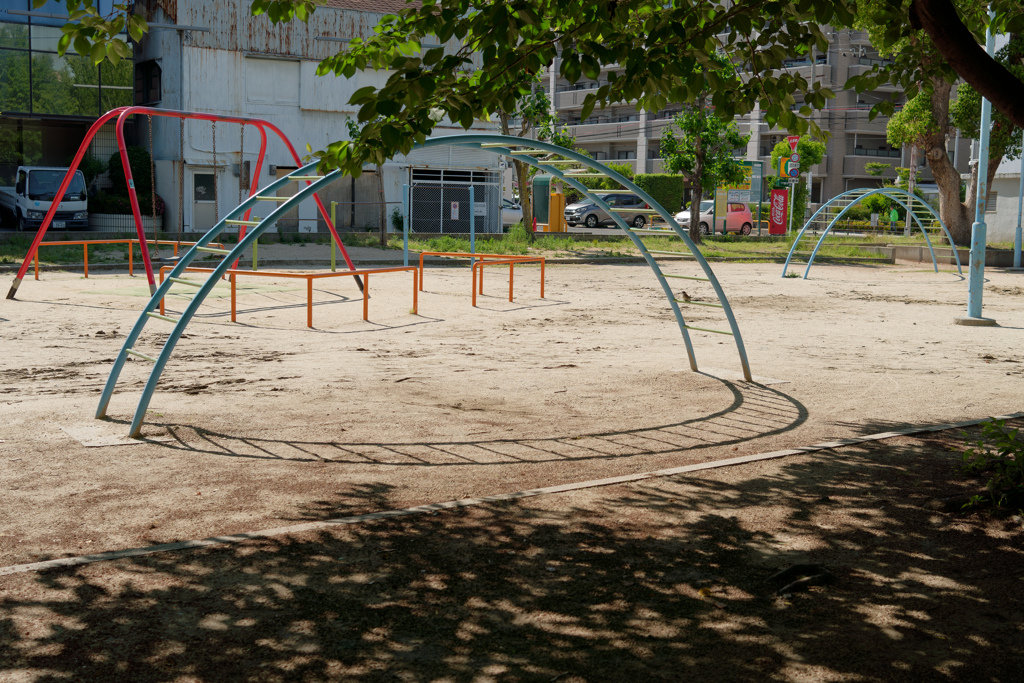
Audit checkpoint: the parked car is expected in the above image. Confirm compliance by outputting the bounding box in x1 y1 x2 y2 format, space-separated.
674 201 754 235
0 166 89 231
502 197 523 227
718 202 754 234
674 200 714 234
564 193 651 229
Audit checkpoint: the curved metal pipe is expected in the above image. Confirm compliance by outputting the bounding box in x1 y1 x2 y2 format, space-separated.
96 161 339 429
784 187 963 278
418 134 751 381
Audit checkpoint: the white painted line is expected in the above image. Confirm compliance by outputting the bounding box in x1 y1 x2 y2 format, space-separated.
3 411 1021 578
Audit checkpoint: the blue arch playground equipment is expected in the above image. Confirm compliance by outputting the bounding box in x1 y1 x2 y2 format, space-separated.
98 134 752 437
782 187 963 279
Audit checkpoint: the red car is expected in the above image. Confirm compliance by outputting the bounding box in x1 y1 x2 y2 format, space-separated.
716 203 755 235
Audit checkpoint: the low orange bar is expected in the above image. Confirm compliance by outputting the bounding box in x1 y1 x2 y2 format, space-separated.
159 265 417 327
417 251 539 292
31 239 224 280
470 257 546 307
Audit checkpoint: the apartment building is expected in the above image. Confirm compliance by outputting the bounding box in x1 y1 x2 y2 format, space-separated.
544 29 973 209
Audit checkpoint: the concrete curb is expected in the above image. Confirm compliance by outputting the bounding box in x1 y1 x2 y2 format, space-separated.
1 254 895 274
2 410 1020 578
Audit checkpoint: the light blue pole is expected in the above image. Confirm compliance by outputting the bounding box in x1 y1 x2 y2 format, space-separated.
469 185 476 266
402 183 410 267
1015 128 1023 269
962 10 997 323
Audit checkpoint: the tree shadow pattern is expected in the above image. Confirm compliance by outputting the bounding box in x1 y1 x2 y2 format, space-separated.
1 429 1022 681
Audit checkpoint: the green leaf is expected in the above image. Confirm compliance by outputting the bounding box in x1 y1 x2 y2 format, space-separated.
89 41 106 64
350 86 378 103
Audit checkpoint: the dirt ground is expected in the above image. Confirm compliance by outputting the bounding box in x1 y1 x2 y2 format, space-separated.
1 259 1023 680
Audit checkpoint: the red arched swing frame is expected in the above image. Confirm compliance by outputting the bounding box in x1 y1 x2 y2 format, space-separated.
6 106 361 299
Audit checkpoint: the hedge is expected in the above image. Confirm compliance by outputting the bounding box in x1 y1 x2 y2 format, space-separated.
634 174 686 213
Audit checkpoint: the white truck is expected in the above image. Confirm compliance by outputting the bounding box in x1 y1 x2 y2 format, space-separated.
0 166 89 231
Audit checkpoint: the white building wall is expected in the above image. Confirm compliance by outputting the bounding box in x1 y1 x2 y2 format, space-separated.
988 154 1023 244
141 0 502 234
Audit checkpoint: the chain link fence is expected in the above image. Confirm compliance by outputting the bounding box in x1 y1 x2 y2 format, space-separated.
410 170 501 234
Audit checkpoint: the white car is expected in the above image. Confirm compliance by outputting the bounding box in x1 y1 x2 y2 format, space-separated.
502 197 523 227
674 200 714 234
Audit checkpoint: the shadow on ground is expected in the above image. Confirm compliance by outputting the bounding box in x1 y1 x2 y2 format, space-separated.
2 429 1022 681
154 380 808 469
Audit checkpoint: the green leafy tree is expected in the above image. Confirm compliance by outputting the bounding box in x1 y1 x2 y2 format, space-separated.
768 138 825 231
853 0 1024 244
864 162 893 177
660 108 748 242
495 74 573 234
950 34 1024 193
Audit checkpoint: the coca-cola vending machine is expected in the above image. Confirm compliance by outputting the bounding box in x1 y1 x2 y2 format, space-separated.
769 189 788 235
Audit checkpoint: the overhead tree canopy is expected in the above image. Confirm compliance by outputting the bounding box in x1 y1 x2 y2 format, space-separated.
44 0 851 175
42 0 1024 178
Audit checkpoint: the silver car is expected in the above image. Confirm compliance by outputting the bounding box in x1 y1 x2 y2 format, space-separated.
565 193 651 229
674 200 715 234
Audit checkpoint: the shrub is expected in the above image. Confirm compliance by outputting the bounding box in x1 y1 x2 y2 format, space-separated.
90 191 166 216
633 174 687 212
78 154 107 186
959 419 1024 510
107 146 153 197
843 204 872 221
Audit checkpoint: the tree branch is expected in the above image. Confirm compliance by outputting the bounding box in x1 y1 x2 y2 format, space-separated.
910 0 1024 129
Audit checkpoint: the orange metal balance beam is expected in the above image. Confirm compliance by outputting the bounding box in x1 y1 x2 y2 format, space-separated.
160 265 417 327
417 251 539 292
471 257 546 307
32 239 224 280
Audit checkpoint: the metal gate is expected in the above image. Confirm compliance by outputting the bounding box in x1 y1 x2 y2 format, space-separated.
410 168 501 233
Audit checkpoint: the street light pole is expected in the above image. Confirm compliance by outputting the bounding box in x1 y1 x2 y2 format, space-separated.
955 10 998 326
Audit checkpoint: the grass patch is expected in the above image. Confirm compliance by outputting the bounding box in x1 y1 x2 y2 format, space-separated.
0 236 152 265
386 230 887 263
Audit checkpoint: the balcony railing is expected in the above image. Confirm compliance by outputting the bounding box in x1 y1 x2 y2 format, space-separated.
567 121 644 142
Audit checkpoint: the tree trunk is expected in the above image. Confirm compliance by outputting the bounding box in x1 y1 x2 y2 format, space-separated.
922 79 973 245
910 0 1024 130
499 109 534 236
688 177 704 245
513 158 531 231
687 99 706 245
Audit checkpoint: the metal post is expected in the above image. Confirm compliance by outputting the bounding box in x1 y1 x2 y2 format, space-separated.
905 145 916 237
330 201 337 272
756 161 763 237
469 185 476 266
787 184 794 235
957 10 997 326
1015 128 1023 269
402 184 410 267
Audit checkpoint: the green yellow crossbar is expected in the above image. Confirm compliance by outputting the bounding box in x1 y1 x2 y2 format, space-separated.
125 348 158 362
675 299 724 308
682 325 734 335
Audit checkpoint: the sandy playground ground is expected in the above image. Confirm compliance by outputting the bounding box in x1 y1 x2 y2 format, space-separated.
0 257 1022 680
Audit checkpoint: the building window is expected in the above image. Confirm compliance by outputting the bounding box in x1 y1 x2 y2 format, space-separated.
246 57 300 106
986 191 998 213
616 151 636 160
0 7 132 117
134 60 161 105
